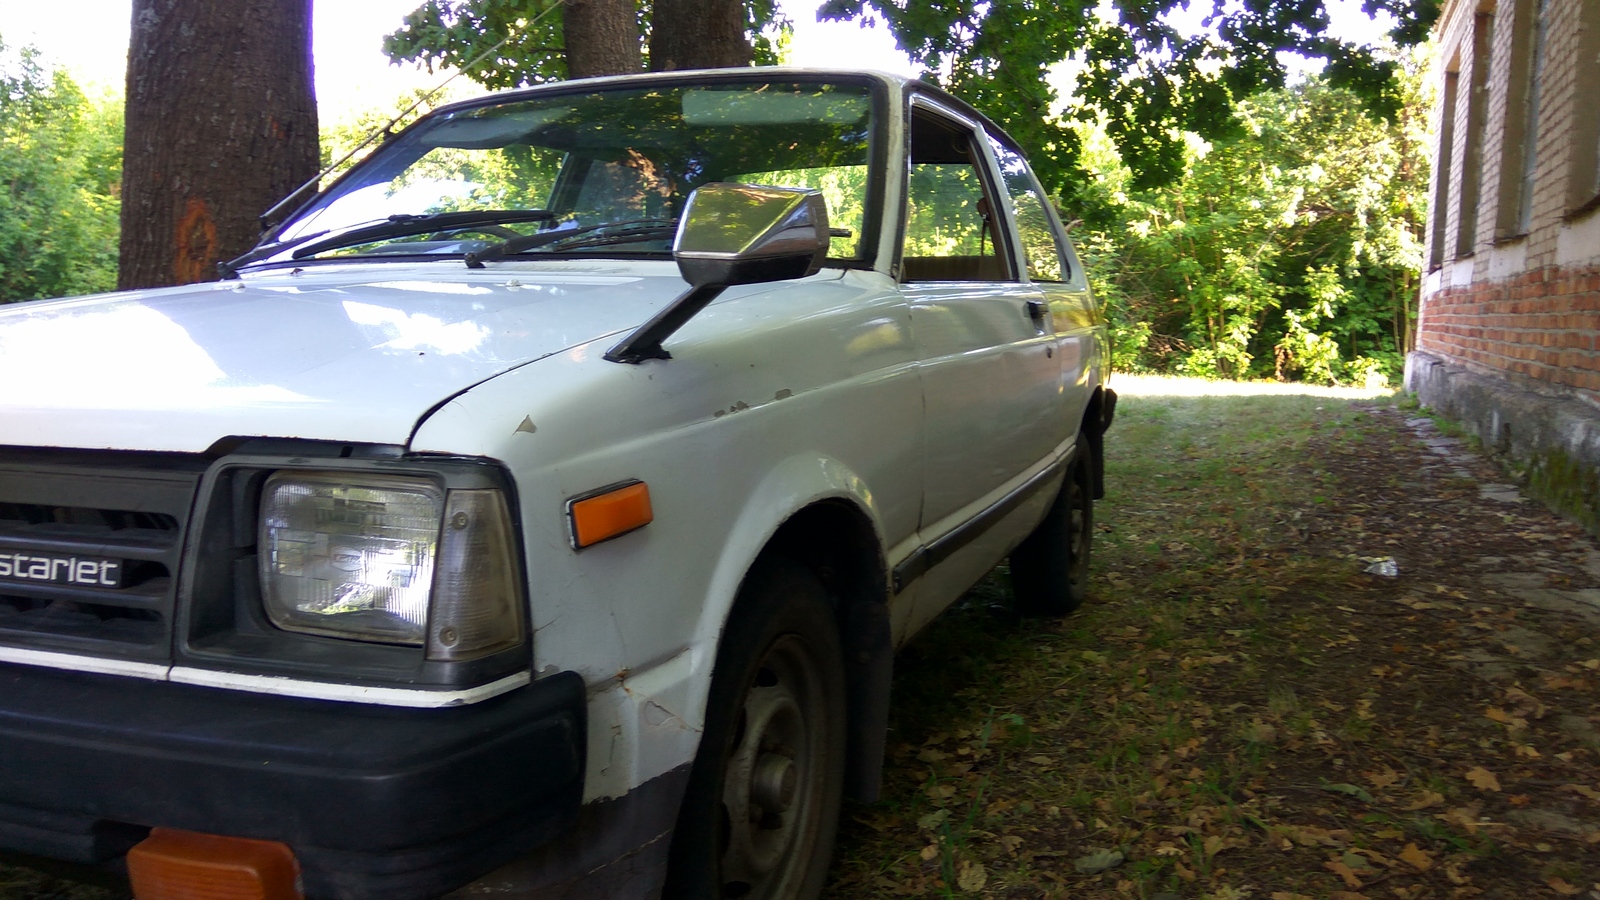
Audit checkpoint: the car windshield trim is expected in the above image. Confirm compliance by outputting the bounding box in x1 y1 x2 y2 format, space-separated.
245 73 890 273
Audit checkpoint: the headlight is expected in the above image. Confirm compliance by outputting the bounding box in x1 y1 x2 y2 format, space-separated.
259 473 525 659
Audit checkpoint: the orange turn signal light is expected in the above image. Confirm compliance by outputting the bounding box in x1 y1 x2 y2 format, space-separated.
568 480 653 549
127 827 302 900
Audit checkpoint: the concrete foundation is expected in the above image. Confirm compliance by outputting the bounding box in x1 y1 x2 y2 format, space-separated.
1406 350 1600 532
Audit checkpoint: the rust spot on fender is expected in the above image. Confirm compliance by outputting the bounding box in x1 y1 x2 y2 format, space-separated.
173 197 217 285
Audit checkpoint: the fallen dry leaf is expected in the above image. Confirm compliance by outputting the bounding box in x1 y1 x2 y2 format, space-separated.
1561 783 1600 802
1545 876 1580 896
1483 707 1526 728
1270 893 1315 900
1365 767 1401 789
1503 686 1547 719
1437 806 1482 835
1405 790 1446 810
1073 848 1124 874
1464 767 1501 792
956 859 986 892
1325 859 1365 888
1398 842 1434 871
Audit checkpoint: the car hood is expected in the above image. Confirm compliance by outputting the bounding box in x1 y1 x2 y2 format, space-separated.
0 261 701 454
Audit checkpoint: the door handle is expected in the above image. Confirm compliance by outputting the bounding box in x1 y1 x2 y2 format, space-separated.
1025 299 1049 334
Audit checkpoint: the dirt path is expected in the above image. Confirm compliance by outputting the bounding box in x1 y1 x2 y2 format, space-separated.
826 385 1600 899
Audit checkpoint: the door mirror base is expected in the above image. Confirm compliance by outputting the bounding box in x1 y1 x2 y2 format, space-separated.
605 184 829 365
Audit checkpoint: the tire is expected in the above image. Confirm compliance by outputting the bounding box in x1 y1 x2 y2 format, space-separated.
663 557 847 900
1009 438 1094 617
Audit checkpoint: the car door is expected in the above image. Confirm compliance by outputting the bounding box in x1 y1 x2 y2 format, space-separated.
899 98 1063 611
986 133 1101 429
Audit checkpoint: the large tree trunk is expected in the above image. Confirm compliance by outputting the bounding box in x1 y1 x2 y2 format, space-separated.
650 0 752 71
119 0 318 290
565 0 642 78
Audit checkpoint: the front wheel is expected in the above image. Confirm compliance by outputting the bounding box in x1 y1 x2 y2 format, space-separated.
1009 439 1094 617
664 557 847 900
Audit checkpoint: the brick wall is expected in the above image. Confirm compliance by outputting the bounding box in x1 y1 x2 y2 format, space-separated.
1418 265 1600 396
1416 0 1600 391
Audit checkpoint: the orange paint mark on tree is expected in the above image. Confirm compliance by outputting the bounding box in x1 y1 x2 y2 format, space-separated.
174 196 217 285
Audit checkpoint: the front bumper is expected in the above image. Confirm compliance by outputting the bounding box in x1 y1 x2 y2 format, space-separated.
0 663 585 899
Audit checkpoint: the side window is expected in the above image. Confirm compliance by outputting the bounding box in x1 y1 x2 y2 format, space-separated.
902 106 1016 282
989 138 1070 283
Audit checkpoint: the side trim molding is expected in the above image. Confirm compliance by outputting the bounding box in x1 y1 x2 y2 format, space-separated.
0 645 169 681
891 451 1069 594
169 667 532 708
0 646 530 708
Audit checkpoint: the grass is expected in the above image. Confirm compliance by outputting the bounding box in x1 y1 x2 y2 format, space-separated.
824 376 1600 898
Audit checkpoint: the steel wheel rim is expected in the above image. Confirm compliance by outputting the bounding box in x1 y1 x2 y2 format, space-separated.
719 633 828 899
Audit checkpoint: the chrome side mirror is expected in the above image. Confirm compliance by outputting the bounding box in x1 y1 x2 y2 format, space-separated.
605 184 830 364
674 183 830 287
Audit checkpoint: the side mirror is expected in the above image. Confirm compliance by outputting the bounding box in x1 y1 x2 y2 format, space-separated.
674 183 830 287
605 184 830 364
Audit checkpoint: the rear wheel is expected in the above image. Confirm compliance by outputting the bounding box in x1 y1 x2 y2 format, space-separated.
1009 439 1094 617
664 557 847 900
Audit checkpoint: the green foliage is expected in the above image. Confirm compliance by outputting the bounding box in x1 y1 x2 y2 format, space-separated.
0 38 122 303
819 0 1437 202
382 0 787 87
1076 55 1430 386
319 87 463 180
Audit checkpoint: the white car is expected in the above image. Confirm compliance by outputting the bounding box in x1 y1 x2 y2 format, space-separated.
0 69 1114 900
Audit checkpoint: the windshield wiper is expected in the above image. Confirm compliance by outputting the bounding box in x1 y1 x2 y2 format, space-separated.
285 209 557 261
465 218 679 268
219 229 331 278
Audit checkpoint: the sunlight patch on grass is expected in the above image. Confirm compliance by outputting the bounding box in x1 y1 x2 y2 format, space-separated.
1111 373 1397 400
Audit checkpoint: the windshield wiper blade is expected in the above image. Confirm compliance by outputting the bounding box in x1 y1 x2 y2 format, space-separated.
287 209 557 261
465 218 679 268
219 229 331 278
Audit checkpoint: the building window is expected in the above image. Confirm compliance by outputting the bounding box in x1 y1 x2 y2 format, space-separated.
1567 0 1600 214
1496 0 1545 238
1432 68 1459 269
1456 12 1494 257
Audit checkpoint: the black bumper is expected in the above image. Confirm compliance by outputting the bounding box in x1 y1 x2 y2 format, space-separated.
0 664 585 900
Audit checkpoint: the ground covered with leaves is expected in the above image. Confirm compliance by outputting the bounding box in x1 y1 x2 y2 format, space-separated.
825 379 1600 899
5 380 1599 899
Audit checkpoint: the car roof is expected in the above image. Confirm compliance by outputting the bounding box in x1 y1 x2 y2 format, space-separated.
423 66 1019 153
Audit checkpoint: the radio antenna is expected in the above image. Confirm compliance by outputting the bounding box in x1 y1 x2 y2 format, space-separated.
258 0 567 232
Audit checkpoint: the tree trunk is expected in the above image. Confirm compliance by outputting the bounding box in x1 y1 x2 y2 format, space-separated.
650 0 752 71
565 0 642 78
119 0 319 290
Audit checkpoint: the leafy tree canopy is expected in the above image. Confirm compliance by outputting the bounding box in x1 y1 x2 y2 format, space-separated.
385 0 1435 203
0 37 122 303
820 0 1437 197
382 0 786 88
1077 51 1430 386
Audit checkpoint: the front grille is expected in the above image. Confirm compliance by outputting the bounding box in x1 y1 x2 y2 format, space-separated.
0 450 206 662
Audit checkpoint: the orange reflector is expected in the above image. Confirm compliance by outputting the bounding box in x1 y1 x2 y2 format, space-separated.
568 481 653 549
127 828 302 900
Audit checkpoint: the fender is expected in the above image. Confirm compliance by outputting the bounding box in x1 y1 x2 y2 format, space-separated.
409 333 913 804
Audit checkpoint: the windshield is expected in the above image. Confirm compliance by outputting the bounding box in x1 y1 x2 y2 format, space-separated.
258 79 878 267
